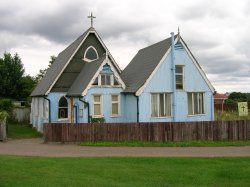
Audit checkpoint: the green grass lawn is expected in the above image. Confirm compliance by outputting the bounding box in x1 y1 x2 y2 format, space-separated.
80 140 250 147
0 156 250 187
7 122 42 139
215 111 250 121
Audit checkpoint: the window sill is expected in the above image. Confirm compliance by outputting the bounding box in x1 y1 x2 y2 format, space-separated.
187 114 206 117
92 115 104 118
151 116 172 119
110 115 121 118
58 118 69 121
91 85 122 88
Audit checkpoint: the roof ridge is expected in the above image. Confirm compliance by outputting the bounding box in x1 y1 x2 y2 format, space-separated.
138 34 178 52
57 27 93 56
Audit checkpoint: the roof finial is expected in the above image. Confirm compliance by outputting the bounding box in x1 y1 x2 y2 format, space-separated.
88 12 96 27
177 26 180 41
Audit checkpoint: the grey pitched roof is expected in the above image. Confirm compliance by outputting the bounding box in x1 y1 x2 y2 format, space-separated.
31 27 94 96
66 55 106 96
121 36 175 93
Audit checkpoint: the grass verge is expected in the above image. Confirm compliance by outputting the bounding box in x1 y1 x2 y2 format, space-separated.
0 156 250 187
7 122 42 139
80 140 250 147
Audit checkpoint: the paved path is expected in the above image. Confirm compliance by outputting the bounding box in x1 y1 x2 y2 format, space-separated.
1 138 250 157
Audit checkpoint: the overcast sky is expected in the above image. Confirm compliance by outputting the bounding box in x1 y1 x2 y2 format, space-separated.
0 0 249 93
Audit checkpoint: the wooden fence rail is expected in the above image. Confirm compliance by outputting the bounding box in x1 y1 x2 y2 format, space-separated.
43 121 250 142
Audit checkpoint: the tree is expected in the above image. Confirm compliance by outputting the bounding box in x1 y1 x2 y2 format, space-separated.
35 55 56 83
19 75 37 100
0 53 25 99
225 92 249 104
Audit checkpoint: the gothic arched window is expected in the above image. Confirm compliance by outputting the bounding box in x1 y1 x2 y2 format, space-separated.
58 96 68 119
84 46 98 62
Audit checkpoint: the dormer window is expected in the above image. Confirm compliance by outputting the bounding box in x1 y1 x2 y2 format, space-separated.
92 63 121 87
101 74 111 85
84 46 98 62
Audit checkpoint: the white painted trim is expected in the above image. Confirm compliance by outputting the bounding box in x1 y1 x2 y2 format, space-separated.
45 28 124 95
81 58 125 96
135 38 177 96
83 46 99 62
58 95 70 120
175 65 185 90
92 94 103 118
45 31 90 95
187 92 206 115
179 38 215 92
151 92 172 118
110 94 120 117
135 36 215 96
93 31 122 73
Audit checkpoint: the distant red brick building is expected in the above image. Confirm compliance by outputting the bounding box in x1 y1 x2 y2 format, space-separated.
214 93 228 104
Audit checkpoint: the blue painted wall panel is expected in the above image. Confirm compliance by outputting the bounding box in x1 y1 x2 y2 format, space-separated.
73 87 125 123
139 44 214 122
123 94 137 122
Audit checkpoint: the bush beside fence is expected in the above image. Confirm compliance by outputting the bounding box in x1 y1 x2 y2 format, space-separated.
43 121 250 142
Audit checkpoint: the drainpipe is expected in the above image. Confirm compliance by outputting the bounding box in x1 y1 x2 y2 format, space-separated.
79 97 90 123
171 32 176 122
74 104 78 124
44 96 51 123
136 95 139 122
211 91 216 121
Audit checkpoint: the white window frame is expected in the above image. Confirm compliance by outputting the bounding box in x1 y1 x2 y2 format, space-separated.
58 96 69 120
151 93 172 118
175 65 184 90
111 94 120 117
98 74 114 86
92 95 103 118
188 92 205 115
83 46 99 62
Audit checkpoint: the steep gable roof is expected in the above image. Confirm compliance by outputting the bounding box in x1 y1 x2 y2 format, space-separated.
121 35 215 95
121 36 174 93
66 55 106 96
31 27 122 97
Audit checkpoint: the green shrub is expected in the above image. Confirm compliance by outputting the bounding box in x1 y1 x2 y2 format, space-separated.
0 99 13 112
0 111 8 121
90 116 105 123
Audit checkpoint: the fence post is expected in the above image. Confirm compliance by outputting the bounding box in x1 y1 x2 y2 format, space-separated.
0 117 7 141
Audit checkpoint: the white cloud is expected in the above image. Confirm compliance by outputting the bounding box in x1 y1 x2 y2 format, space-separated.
0 0 249 92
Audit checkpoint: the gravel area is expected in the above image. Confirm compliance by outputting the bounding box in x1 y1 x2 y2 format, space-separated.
1 138 250 157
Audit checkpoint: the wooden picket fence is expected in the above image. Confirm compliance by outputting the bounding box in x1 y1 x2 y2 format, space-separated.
43 120 250 142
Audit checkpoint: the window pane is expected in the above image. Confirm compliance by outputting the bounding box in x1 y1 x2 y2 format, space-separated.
151 94 158 117
94 95 100 102
194 93 198 114
94 104 101 115
112 95 118 102
101 75 105 85
199 93 204 114
58 108 68 118
176 74 183 89
106 75 111 85
159 94 165 117
188 93 193 115
176 75 183 83
165 94 171 116
59 97 68 107
176 84 183 90
112 103 118 115
114 77 119 85
175 66 183 73
85 47 98 60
